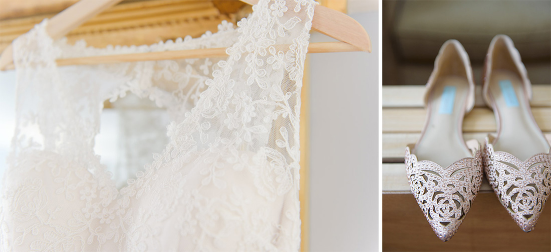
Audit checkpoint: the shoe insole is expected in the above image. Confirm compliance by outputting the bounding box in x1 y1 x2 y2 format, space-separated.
414 76 472 168
488 70 549 160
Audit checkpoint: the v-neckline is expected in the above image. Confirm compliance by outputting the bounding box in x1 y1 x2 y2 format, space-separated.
93 38 240 194
42 17 247 196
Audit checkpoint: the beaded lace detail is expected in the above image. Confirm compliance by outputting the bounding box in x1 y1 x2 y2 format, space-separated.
0 0 314 251
405 147 483 242
483 140 551 232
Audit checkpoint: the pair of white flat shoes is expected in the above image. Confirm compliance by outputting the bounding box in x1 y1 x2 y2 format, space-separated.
405 35 551 242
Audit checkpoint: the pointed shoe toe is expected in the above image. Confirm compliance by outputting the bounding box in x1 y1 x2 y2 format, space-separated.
406 147 483 242
431 219 461 242
512 210 539 232
483 142 551 232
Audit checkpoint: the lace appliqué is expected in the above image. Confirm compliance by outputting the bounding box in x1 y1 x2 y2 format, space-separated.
1 0 316 251
483 141 551 232
405 147 483 242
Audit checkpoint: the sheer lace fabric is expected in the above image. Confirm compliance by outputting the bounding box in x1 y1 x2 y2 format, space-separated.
0 0 314 251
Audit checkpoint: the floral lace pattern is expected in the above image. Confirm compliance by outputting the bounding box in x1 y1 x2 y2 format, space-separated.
1 0 315 251
405 147 483 242
483 141 551 232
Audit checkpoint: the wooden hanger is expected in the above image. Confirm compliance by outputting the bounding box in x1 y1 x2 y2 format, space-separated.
0 0 371 70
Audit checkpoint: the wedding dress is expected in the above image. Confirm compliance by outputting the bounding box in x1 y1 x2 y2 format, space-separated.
0 0 314 251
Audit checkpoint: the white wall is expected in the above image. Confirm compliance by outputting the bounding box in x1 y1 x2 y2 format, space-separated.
349 0 379 13
308 11 379 252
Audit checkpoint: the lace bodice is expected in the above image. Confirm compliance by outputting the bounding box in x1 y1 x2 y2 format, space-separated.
0 0 314 251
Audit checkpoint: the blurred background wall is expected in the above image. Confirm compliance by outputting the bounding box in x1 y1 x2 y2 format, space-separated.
383 0 551 86
309 0 379 251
